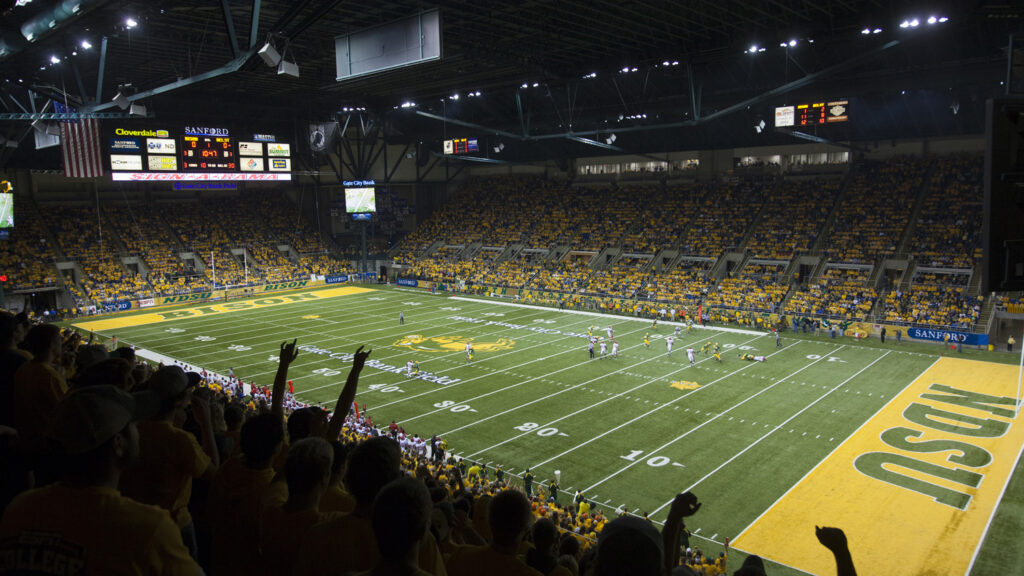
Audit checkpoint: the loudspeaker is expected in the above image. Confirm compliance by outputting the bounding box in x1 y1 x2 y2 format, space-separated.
112 92 130 110
277 60 299 78
258 42 281 67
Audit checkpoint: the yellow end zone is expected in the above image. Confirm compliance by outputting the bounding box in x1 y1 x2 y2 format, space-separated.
72 286 375 332
734 357 1023 576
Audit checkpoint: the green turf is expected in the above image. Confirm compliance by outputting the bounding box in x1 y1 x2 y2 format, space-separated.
84 285 1024 576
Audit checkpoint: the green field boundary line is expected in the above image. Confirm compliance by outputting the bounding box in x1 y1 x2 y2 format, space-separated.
966 402 1024 574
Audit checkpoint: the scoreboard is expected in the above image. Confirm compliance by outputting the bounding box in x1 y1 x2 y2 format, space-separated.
443 137 478 155
774 100 849 127
107 126 291 181
182 135 235 171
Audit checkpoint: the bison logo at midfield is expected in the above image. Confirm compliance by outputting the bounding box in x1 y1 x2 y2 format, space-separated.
393 335 515 353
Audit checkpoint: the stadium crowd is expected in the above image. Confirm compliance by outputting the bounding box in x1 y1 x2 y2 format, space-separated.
0 318 865 575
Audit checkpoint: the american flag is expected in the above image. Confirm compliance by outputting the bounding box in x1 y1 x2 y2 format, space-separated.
53 101 103 178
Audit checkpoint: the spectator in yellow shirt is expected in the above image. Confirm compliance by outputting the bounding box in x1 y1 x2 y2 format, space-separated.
0 385 200 575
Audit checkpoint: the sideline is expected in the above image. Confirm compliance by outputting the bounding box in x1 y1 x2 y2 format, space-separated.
448 296 764 336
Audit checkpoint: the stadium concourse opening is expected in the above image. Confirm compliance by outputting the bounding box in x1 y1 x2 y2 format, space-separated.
2 1 1024 575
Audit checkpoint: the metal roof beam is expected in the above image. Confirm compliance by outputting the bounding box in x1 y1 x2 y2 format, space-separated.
414 110 524 140
221 0 241 59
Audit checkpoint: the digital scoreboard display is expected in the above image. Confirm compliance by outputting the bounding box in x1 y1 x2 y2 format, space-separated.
182 135 235 171
774 100 849 127
107 126 291 181
443 137 478 155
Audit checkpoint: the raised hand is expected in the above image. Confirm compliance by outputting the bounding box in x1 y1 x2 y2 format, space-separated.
279 339 299 365
351 345 371 370
815 526 848 553
668 491 702 519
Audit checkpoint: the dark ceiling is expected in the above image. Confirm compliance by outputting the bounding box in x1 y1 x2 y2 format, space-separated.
1 0 1022 166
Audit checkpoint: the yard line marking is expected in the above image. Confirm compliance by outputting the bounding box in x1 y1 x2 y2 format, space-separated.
466 336 770 458
730 356 938 543
523 341 821 471
448 334 764 445
293 310 607 394
387 327 729 426
577 345 845 493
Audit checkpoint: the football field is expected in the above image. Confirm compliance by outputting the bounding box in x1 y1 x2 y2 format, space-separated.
73 285 1024 575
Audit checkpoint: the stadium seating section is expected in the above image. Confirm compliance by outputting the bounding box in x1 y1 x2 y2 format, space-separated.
391 154 993 331
2 153 995 332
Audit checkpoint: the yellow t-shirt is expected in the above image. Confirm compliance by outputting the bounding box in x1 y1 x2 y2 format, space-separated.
0 483 200 575
319 484 356 514
294 511 447 575
206 456 288 576
119 419 211 529
13 360 67 451
261 506 341 575
447 545 543 576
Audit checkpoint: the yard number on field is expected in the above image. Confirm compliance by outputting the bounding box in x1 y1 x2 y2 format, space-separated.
807 354 846 362
433 400 477 413
515 422 569 437
620 449 685 468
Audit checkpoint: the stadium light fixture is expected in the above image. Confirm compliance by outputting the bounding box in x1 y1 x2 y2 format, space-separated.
754 119 766 134
873 28 882 34
130 103 146 117
49 55 59 64
861 28 870 35
939 17 948 23
521 83 528 88
493 142 505 154
748 45 758 53
605 133 617 145
125 17 137 28
900 20 910 28
80 39 91 49
910 18 919 27
789 39 797 47
927 16 937 24
779 42 787 47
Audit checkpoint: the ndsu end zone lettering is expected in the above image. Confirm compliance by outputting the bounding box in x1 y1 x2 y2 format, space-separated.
853 384 1015 510
733 357 1024 576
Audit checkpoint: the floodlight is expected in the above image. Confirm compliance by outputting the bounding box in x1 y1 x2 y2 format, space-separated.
130 103 146 117
605 134 617 145
493 142 505 154
125 17 137 28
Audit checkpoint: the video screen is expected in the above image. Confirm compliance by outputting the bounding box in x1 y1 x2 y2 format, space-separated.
0 193 13 229
345 187 376 213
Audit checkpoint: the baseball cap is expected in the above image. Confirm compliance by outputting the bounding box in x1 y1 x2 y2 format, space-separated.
146 365 196 401
597 515 664 575
50 385 160 454
75 344 109 370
